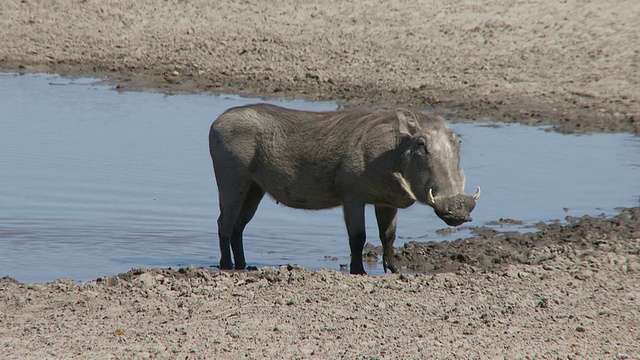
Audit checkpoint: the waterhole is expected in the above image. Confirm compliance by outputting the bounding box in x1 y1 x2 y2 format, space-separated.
1 73 638 282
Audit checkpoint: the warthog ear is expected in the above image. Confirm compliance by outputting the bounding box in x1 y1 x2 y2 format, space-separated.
396 108 421 137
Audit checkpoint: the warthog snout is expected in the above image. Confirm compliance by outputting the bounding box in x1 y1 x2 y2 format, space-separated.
428 187 480 227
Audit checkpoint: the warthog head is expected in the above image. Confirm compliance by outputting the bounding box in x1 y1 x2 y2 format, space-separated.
397 109 480 226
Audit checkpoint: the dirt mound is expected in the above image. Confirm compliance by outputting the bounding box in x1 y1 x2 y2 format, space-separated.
391 207 640 274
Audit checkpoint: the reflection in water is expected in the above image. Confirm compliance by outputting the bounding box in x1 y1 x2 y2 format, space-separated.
0 73 638 282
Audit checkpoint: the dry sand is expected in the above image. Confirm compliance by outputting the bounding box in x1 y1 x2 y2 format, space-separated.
1 0 639 133
1 0 639 358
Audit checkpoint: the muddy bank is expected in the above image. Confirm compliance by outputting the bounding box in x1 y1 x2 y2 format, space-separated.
1 0 639 134
390 207 640 274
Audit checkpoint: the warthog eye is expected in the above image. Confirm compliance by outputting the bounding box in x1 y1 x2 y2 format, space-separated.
451 133 462 146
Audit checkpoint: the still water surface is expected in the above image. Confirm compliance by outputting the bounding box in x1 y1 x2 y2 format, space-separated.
1 73 638 282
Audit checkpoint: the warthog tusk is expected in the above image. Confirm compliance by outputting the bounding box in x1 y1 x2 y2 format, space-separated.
473 186 481 201
428 188 436 205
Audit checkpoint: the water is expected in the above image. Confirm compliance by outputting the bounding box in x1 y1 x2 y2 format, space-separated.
1 73 638 283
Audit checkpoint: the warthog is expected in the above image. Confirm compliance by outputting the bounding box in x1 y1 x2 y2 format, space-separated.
209 104 480 274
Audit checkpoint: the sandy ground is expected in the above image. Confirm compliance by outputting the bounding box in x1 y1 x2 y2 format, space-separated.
1 0 639 134
1 0 639 358
2 210 639 358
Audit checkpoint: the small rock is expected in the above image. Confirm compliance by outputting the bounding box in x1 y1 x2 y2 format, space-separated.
536 298 549 309
574 273 589 281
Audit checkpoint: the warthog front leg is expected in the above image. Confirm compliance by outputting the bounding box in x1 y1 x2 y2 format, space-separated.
375 205 400 273
342 198 367 275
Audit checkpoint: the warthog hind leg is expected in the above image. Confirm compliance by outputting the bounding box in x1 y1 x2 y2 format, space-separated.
217 180 264 270
230 183 265 269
